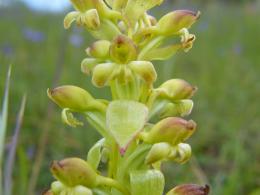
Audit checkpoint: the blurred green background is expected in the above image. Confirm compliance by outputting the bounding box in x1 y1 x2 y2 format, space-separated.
0 0 259 194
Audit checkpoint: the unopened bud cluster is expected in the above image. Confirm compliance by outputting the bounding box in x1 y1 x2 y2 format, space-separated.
45 0 208 195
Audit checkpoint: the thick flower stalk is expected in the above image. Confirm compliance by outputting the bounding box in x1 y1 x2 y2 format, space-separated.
45 0 209 194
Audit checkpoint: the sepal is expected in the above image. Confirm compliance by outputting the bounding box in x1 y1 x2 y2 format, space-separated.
159 100 194 118
128 61 157 84
156 10 200 36
86 40 111 59
140 117 196 146
145 142 171 164
47 85 94 112
81 58 100 75
92 62 116 87
50 158 98 187
168 143 192 164
154 79 197 101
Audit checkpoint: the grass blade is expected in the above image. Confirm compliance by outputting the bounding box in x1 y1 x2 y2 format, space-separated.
0 66 11 194
4 95 27 195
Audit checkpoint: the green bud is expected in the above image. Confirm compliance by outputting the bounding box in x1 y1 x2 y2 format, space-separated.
86 40 111 59
70 0 94 12
155 79 197 101
166 184 210 195
145 142 171 164
168 143 192 164
76 9 101 30
50 158 98 188
159 100 193 118
92 63 116 87
81 58 100 75
51 181 64 194
47 85 94 112
110 35 137 64
140 117 196 145
74 185 93 195
128 61 157 84
156 10 200 36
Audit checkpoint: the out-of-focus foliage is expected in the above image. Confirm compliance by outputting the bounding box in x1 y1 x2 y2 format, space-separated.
0 0 259 194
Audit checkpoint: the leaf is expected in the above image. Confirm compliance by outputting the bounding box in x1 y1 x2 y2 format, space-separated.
87 138 105 170
4 95 26 195
130 170 165 195
0 66 11 194
106 100 148 153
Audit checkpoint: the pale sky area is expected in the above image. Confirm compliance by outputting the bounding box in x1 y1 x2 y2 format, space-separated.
20 0 71 12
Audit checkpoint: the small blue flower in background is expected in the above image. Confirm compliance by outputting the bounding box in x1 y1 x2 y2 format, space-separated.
232 42 243 55
22 28 45 43
1 43 14 57
69 33 84 48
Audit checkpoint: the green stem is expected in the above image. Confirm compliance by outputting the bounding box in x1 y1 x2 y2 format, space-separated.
85 112 110 139
99 176 131 195
138 36 164 60
117 144 152 181
108 141 119 178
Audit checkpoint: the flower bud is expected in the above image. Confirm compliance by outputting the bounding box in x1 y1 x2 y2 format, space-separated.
141 117 196 145
92 63 116 87
110 35 137 64
86 40 111 59
128 61 157 84
168 143 192 164
76 9 101 30
155 79 197 101
50 158 98 188
70 0 94 12
159 100 193 118
51 181 64 194
81 58 100 75
47 85 94 112
145 142 171 164
156 10 200 36
166 184 210 195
